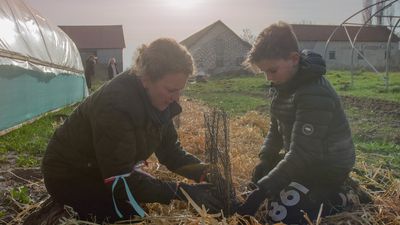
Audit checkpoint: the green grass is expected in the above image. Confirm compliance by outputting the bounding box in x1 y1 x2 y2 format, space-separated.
188 92 267 115
16 155 40 167
0 210 6 219
185 74 268 115
10 186 32 204
326 70 400 102
0 106 75 167
344 104 399 170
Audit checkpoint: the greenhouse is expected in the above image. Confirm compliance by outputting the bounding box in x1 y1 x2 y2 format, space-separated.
0 0 87 134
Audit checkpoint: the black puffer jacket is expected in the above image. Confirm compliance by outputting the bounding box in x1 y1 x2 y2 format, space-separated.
42 71 205 203
257 50 355 196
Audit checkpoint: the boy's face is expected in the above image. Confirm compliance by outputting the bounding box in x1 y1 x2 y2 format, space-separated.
255 52 300 85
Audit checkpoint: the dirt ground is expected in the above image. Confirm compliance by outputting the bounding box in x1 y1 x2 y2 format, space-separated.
341 96 400 117
0 167 46 224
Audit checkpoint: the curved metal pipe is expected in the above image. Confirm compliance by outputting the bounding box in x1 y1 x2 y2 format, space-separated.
385 18 400 90
349 0 398 85
324 0 393 59
352 0 398 48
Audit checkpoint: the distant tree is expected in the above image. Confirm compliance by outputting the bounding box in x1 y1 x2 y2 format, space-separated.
241 28 256 45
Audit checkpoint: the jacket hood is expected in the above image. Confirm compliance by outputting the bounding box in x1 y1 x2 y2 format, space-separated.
300 49 326 77
273 50 326 93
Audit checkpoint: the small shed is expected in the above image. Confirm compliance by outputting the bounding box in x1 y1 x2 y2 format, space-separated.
59 25 125 72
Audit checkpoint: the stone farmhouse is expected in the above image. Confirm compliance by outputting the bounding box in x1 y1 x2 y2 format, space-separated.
181 20 251 75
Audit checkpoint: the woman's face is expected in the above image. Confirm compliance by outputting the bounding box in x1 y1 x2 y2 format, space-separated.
255 52 300 85
141 72 187 111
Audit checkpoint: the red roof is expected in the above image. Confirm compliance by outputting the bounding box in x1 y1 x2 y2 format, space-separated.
291 24 399 42
59 25 125 49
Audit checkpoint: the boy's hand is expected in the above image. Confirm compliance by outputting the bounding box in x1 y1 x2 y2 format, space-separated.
252 160 270 183
252 156 282 183
236 188 268 216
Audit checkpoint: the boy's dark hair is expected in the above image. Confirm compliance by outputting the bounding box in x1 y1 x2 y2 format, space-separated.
246 21 299 67
132 38 194 81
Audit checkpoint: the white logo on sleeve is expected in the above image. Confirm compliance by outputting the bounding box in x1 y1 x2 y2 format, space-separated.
302 123 314 135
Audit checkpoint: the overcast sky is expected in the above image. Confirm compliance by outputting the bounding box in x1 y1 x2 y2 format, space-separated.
25 0 364 69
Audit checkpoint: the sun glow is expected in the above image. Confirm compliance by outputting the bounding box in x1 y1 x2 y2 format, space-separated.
167 0 198 10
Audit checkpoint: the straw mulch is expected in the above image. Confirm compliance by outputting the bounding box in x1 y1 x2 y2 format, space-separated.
4 98 400 225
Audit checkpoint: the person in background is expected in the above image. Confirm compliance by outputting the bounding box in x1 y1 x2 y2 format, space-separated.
237 21 367 224
84 55 97 89
42 38 223 222
107 57 119 80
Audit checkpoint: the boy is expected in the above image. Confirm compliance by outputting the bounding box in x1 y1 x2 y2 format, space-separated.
237 22 357 224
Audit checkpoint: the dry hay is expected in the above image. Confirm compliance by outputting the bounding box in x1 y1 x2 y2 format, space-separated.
4 97 400 225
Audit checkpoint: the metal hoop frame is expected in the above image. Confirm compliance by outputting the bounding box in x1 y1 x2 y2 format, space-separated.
324 0 399 90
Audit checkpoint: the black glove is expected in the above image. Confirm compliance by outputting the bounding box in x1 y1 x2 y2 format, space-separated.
174 163 209 183
175 183 224 214
252 161 271 184
246 182 259 191
251 157 281 184
236 188 268 216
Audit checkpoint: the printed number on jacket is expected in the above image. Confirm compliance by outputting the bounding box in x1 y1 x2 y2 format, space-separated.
268 182 309 222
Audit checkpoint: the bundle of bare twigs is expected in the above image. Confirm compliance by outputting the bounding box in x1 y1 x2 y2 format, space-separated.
204 110 236 216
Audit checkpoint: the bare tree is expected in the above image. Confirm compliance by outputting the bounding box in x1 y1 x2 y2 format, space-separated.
241 28 256 45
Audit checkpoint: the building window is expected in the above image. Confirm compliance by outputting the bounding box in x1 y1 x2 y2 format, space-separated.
357 51 364 60
329 51 336 60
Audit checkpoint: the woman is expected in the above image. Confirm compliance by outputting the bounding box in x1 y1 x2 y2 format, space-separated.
42 38 222 222
107 57 119 80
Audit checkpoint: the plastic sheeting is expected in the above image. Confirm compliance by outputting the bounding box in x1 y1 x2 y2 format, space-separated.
0 0 84 74
0 67 87 133
0 0 88 133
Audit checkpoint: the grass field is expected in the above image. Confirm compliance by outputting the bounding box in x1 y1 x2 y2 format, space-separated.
185 71 400 113
328 71 400 101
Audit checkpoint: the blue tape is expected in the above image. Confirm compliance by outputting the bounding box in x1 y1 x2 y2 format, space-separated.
111 174 145 218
